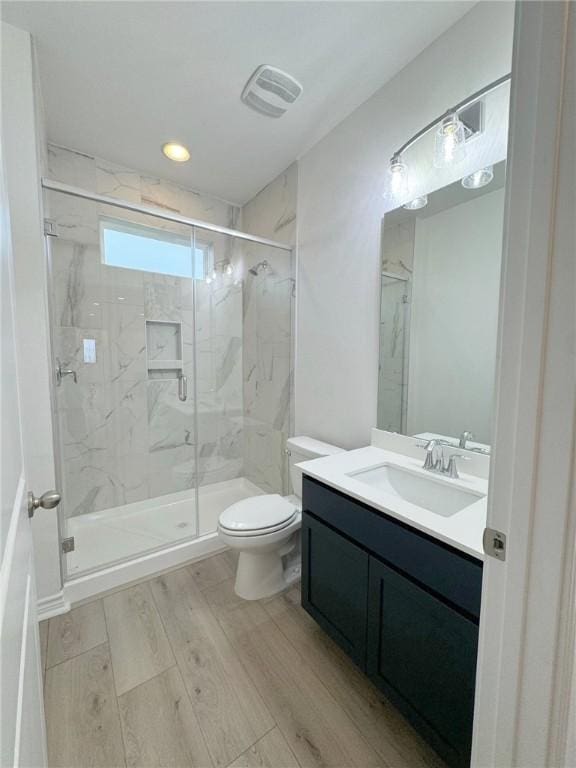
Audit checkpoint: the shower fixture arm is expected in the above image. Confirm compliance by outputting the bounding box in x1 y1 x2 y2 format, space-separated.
390 72 512 163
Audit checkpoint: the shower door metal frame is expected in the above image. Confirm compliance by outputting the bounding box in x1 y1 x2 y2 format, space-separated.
41 178 294 251
42 227 68 585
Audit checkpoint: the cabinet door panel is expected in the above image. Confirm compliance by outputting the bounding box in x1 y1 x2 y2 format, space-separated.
301 513 368 667
367 557 478 768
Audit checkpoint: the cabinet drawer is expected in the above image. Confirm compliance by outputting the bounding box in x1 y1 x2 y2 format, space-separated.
303 476 482 619
301 513 369 667
367 557 478 767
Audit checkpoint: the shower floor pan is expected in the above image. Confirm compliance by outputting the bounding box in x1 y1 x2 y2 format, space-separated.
65 477 265 577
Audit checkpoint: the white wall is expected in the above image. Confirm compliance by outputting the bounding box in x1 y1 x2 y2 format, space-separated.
407 188 504 444
295 2 514 449
1 23 62 605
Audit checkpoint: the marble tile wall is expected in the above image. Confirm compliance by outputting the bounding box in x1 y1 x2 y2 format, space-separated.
240 164 297 494
47 144 244 518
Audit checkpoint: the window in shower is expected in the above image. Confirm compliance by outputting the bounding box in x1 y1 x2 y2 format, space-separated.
100 216 209 279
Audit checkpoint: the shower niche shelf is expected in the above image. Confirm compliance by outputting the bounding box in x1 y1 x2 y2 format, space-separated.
146 320 183 379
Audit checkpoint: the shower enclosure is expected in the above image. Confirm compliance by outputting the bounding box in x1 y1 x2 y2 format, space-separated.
44 181 293 578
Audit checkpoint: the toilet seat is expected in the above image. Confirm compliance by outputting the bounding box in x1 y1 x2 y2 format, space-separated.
219 494 297 537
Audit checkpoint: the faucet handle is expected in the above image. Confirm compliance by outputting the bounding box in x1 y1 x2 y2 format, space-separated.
444 453 471 479
418 439 441 471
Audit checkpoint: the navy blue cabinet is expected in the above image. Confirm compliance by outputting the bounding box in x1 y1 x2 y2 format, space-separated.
301 476 482 768
367 558 478 767
301 513 369 667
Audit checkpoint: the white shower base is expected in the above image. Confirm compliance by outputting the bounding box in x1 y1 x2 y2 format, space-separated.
65 477 265 577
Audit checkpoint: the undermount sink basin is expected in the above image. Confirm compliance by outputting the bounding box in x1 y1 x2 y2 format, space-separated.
346 463 483 517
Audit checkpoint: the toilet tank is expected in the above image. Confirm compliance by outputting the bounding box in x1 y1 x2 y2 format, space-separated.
286 436 344 498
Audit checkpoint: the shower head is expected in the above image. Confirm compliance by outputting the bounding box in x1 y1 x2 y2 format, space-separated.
248 260 270 276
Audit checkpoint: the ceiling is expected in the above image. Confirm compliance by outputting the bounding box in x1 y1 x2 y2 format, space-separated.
2 1 475 204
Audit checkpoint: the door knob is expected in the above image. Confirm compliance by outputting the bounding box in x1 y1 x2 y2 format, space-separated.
28 490 61 518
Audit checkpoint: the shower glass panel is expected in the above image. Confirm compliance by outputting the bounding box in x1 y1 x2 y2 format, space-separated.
44 187 293 579
45 188 200 577
377 273 410 433
193 229 294 535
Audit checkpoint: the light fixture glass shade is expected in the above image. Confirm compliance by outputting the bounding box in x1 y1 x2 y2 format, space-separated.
403 195 428 210
389 155 408 198
461 165 494 189
434 114 466 168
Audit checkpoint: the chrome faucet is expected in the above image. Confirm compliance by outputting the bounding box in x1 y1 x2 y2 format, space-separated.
419 439 443 472
418 440 469 479
459 430 475 449
444 453 467 479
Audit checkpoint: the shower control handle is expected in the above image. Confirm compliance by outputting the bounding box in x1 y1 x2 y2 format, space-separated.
56 359 77 385
178 372 188 402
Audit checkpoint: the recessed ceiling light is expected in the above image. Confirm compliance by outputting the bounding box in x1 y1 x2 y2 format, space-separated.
162 142 190 163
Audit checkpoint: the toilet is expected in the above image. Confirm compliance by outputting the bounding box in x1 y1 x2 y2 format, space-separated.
218 436 343 600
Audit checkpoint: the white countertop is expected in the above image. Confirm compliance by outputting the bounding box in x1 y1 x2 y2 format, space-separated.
298 446 487 560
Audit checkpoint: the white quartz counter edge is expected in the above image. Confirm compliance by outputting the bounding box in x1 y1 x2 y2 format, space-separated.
297 446 487 561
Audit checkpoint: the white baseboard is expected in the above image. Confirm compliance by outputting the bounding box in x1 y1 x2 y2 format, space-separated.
37 590 70 620
63 531 226 606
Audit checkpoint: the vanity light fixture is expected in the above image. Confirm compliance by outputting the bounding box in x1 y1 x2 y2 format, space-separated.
387 72 511 194
403 195 428 211
461 165 494 189
162 142 190 163
389 154 408 197
434 113 466 168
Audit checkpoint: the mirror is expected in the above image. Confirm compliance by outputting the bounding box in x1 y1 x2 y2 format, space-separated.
377 160 506 452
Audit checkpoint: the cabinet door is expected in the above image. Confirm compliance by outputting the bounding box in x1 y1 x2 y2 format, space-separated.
301 513 369 668
367 557 478 768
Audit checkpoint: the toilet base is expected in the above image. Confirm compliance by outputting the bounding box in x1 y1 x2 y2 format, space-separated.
234 546 300 600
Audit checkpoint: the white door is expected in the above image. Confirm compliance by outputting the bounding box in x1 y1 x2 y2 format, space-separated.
0 146 48 763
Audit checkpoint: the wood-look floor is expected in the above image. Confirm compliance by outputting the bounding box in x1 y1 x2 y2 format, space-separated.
40 551 444 768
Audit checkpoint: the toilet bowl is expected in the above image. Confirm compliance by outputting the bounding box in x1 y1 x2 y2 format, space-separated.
218 436 343 600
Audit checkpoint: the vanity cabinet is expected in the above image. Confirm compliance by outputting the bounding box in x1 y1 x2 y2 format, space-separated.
301 475 483 768
301 514 368 667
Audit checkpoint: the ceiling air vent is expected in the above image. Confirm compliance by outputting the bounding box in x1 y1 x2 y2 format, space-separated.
241 65 303 118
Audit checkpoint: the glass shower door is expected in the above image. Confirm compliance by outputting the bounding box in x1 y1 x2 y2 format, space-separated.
45 188 201 577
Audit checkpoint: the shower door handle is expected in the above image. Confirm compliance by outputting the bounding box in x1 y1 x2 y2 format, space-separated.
178 372 188 402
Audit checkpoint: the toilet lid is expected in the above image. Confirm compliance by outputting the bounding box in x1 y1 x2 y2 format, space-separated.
219 494 297 533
